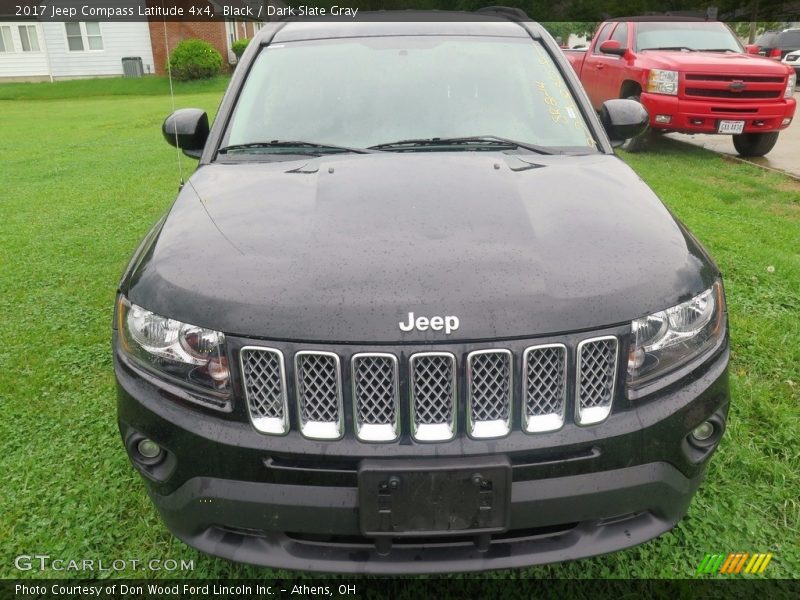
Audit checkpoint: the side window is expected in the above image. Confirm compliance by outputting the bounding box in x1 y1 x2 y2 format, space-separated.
611 23 628 47
592 23 614 54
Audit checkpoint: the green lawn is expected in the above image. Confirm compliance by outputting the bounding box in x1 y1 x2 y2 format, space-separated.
0 79 798 580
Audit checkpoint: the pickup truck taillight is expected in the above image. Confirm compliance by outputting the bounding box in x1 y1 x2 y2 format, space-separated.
769 48 782 58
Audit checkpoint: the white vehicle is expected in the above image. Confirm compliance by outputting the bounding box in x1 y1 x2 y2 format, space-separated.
783 49 800 76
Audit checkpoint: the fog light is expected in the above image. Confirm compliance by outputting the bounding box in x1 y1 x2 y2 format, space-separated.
782 118 792 126
655 114 672 124
690 118 704 126
692 421 715 441
137 438 162 459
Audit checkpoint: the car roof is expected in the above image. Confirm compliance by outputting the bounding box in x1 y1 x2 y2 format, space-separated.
607 16 707 22
265 14 534 44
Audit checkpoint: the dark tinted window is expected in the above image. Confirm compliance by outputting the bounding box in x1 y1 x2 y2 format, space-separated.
777 30 800 49
755 32 779 47
593 23 614 54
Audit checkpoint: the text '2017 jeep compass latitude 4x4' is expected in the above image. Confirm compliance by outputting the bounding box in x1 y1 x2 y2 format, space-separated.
114 12 730 573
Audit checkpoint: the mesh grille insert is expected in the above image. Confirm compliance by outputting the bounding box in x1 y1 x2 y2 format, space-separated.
576 337 618 425
410 353 456 440
352 354 398 440
295 352 342 437
240 347 287 434
468 351 511 426
524 345 566 419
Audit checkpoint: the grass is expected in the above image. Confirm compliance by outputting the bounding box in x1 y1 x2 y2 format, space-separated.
0 75 229 101
0 79 798 581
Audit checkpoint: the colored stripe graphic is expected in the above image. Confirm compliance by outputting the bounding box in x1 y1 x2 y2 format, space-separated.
697 553 773 574
720 553 736 573
733 553 749 573
758 553 773 573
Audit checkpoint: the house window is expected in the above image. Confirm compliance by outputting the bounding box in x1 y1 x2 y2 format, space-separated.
65 22 103 51
0 26 13 52
18 25 40 52
85 22 103 49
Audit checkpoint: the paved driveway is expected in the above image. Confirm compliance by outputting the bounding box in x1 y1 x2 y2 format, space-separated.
668 91 800 179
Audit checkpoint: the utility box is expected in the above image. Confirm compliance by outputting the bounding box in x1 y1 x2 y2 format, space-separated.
121 57 144 78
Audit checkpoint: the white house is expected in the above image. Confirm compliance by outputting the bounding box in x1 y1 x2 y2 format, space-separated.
0 20 155 82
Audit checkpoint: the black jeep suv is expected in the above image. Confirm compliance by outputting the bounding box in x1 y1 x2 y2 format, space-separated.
114 13 730 573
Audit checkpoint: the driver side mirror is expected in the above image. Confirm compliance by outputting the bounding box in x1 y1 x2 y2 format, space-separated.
600 99 649 144
162 109 209 159
599 39 627 57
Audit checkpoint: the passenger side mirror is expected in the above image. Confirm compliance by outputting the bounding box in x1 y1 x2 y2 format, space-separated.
600 99 649 144
599 39 626 57
744 44 760 55
162 109 209 159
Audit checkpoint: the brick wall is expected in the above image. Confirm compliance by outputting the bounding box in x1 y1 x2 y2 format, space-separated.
148 21 230 76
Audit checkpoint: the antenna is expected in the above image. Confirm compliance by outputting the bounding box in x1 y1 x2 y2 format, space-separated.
162 4 184 187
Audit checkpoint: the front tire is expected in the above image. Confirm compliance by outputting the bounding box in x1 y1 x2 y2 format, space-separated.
732 132 779 157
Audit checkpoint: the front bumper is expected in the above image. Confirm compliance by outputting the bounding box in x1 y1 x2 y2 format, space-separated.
641 92 796 134
116 333 729 574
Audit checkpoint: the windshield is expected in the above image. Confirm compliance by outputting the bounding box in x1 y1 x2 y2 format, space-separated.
223 35 597 153
754 32 779 47
636 22 743 52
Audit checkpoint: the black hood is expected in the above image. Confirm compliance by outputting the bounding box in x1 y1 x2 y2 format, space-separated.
126 152 717 342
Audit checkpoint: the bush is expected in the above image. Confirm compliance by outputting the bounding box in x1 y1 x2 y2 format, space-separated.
232 38 250 59
167 39 222 81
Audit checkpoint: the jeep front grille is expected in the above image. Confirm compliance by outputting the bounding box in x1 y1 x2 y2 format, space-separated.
351 353 399 442
576 337 619 426
523 344 567 433
239 334 620 441
295 351 343 440
467 350 512 439
409 352 457 442
240 347 288 435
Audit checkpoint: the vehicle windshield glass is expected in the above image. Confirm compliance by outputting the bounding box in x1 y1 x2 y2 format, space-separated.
754 32 779 46
636 22 743 52
778 30 800 47
223 35 597 153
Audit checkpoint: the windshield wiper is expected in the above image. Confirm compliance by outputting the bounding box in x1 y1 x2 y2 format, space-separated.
218 140 375 155
698 48 738 53
643 46 697 52
367 136 557 155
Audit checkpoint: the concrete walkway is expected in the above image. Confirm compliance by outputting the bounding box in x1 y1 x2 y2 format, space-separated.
668 91 800 179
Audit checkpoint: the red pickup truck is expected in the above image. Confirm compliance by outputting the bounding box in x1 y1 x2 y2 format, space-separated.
565 18 797 156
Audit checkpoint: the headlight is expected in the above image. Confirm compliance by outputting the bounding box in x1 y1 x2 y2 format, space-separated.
646 69 679 95
627 281 726 392
116 296 230 397
786 73 797 99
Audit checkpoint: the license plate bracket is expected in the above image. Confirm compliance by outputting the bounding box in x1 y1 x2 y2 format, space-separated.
718 120 746 134
358 457 511 537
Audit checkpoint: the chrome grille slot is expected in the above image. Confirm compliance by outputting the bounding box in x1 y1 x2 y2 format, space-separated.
240 347 288 435
295 351 343 440
351 353 399 442
522 344 566 433
467 350 511 439
576 337 618 426
409 352 456 442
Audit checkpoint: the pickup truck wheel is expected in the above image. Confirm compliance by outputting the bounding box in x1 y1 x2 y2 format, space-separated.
620 96 648 153
732 132 780 157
